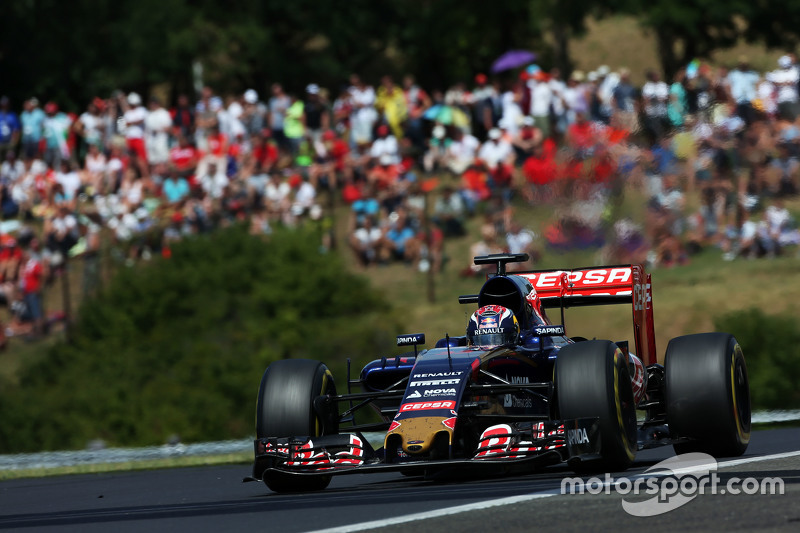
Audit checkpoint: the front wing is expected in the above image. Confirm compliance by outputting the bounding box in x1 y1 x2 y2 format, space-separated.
244 417 601 483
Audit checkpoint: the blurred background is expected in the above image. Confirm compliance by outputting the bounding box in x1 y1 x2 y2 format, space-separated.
1 0 799 456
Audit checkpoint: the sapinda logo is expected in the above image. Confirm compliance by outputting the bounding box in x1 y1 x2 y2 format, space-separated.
400 401 455 412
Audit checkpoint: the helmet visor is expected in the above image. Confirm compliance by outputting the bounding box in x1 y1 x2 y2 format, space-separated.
471 331 514 347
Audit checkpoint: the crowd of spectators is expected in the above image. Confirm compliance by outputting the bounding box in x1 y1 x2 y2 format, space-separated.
1 52 800 341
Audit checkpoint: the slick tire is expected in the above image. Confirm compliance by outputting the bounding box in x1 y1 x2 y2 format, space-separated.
666 333 750 457
256 359 338 492
557 340 637 472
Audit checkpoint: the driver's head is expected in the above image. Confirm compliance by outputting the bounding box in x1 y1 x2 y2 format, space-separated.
466 305 519 347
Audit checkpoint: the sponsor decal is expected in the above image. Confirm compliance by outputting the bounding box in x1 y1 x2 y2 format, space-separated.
633 283 652 311
480 316 499 328
507 376 530 384
407 390 422 399
478 327 504 334
400 401 455 412
504 395 533 408
533 325 565 336
473 424 532 459
423 388 457 397
397 333 425 346
413 372 462 378
410 379 461 386
521 268 633 292
567 427 590 445
442 417 457 430
388 420 401 432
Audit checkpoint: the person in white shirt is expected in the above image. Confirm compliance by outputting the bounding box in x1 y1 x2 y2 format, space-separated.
641 70 670 143
767 55 800 121
548 68 568 137
727 56 759 124
264 173 291 217
144 97 172 165
597 65 620 123
199 162 229 200
479 128 515 194
529 71 553 139
55 160 82 202
349 74 378 145
446 128 480 175
123 92 148 163
369 124 399 164
349 216 383 266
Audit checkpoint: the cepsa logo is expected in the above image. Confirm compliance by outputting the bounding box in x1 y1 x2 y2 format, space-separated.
400 401 455 412
524 268 632 288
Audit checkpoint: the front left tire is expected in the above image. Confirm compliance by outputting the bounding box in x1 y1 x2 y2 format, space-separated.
256 358 338 492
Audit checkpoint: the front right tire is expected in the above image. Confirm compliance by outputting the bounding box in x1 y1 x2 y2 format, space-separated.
556 340 637 472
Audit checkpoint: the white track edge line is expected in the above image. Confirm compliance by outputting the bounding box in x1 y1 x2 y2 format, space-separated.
305 490 559 533
307 449 800 533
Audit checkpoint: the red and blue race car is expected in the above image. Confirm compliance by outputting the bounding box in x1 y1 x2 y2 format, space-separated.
246 253 751 493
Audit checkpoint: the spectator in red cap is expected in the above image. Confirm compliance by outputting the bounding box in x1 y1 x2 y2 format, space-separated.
471 73 496 141
369 124 399 165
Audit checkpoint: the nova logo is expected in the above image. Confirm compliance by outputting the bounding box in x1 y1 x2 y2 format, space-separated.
567 428 590 445
424 388 456 397
407 390 422 399
509 376 529 384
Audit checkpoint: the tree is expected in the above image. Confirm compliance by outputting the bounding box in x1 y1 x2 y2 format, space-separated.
630 0 753 77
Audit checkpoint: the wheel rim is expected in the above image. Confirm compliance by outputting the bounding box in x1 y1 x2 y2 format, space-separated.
732 348 751 438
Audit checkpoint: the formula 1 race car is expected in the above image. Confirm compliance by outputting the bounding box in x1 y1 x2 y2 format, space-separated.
245 253 751 493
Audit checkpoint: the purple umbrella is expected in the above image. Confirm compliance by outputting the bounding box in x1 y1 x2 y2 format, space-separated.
491 49 537 73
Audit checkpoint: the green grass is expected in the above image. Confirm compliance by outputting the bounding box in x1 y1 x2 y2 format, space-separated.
0 452 251 481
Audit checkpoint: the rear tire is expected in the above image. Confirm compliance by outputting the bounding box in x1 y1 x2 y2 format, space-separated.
256 359 337 492
666 333 750 457
556 340 637 472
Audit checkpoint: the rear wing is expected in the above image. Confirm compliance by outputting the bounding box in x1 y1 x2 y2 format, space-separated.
516 265 656 367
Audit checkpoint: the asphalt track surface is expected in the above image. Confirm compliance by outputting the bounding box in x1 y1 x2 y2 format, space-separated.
1 428 798 533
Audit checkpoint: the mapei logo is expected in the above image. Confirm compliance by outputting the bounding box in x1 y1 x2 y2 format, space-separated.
567 427 590 445
400 401 455 412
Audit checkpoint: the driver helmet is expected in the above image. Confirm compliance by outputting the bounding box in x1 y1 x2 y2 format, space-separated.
466 305 519 347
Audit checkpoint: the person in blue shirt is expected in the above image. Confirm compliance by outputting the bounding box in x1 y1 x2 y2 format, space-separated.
0 96 21 156
383 208 421 265
20 98 45 159
162 167 191 204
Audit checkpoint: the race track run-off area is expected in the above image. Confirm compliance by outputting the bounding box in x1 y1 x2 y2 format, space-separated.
0 428 798 532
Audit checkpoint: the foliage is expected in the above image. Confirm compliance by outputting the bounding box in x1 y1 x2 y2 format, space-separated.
0 226 399 453
714 308 800 410
4 0 800 107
